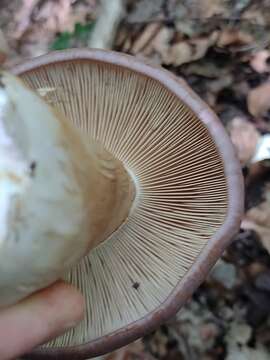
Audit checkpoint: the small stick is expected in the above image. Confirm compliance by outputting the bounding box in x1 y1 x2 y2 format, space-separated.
88 0 124 49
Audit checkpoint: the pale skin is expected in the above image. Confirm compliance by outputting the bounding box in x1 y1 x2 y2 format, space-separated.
0 282 85 360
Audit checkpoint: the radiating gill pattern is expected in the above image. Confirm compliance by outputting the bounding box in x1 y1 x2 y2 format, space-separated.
22 61 227 346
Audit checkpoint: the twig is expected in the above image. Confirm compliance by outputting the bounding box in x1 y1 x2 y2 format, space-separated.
88 0 124 49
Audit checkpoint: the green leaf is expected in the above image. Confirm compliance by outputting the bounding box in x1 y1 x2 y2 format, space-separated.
51 32 71 50
50 21 95 50
74 22 96 41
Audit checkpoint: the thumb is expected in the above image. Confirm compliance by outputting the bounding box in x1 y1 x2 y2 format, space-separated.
0 281 84 360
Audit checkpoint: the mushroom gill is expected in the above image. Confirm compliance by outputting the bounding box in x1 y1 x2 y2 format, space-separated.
17 56 228 348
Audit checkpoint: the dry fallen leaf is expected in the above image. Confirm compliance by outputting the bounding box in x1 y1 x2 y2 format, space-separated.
15 0 97 37
217 29 254 48
207 74 233 93
12 0 38 39
250 50 270 74
179 0 229 20
242 197 270 255
195 0 228 18
167 41 196 66
228 116 260 165
0 28 21 67
241 184 270 254
164 31 219 66
13 0 73 39
248 82 270 118
151 26 174 62
126 0 164 24
131 22 163 55
10 0 96 58
114 26 127 48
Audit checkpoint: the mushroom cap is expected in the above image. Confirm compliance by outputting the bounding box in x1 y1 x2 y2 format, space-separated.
12 49 243 359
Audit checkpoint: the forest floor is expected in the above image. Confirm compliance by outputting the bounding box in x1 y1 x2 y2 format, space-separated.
2 1 270 359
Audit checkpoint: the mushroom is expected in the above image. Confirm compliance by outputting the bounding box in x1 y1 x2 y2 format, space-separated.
3 49 243 359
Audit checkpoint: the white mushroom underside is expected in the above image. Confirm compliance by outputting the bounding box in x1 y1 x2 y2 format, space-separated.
21 62 227 346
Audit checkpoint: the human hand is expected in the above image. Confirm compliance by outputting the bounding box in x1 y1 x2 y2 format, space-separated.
0 282 84 360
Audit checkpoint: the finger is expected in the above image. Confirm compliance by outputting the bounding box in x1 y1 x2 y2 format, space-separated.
0 281 85 360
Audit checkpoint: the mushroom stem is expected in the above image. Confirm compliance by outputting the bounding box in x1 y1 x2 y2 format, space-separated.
0 71 135 307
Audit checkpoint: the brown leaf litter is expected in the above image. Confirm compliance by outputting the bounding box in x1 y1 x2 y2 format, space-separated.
228 116 260 166
243 181 270 256
248 81 270 118
250 50 270 74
